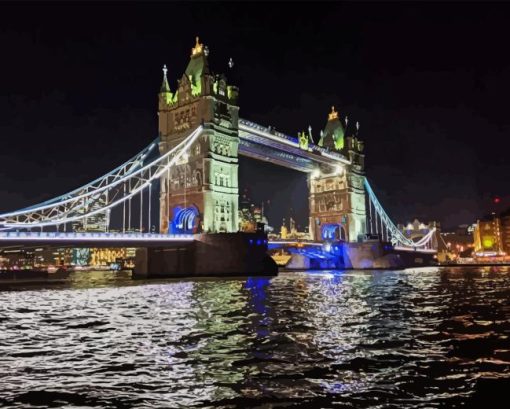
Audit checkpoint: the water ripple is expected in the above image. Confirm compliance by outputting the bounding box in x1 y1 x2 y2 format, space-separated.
1 267 510 407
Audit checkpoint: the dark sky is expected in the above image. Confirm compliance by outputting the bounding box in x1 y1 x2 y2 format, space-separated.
1 2 509 230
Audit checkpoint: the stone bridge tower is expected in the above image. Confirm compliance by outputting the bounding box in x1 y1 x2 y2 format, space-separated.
158 38 239 234
309 107 366 242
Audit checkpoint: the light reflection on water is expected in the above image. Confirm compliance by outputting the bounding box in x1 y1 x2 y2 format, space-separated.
1 267 510 408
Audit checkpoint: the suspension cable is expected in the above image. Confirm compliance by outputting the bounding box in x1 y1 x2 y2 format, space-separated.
148 172 152 233
368 197 373 234
128 181 132 232
166 164 170 233
140 186 143 233
122 182 126 233
365 177 435 248
0 126 202 228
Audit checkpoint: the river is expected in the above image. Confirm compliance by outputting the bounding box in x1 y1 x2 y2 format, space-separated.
1 267 510 408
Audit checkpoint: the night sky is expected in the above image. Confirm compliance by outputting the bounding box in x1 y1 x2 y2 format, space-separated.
1 2 509 230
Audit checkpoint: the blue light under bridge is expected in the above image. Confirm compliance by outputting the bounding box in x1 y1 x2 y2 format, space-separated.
321 223 347 241
170 206 200 234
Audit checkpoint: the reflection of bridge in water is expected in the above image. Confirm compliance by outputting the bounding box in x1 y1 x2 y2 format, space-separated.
0 38 437 276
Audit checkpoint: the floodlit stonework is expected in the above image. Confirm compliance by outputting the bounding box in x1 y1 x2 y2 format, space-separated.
158 38 239 234
309 108 366 242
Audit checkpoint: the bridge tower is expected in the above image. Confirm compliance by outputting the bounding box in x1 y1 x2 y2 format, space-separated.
309 107 366 242
158 38 240 234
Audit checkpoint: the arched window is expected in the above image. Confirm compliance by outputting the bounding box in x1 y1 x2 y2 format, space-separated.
195 170 202 187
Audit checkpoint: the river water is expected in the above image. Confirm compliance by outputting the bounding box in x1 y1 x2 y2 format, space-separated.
1 267 510 408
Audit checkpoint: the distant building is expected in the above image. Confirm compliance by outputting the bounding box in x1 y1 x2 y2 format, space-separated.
397 218 439 249
72 196 109 232
278 217 309 240
473 214 505 256
500 208 510 253
0 248 72 269
238 189 272 233
439 223 475 261
89 248 136 268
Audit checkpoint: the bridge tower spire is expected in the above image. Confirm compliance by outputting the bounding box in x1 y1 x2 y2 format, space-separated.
158 38 240 234
159 64 173 109
161 64 170 92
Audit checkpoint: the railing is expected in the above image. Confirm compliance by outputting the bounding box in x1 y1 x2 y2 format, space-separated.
393 246 437 253
0 231 194 241
239 119 299 144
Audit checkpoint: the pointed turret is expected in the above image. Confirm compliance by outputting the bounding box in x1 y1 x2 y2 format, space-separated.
298 130 310 150
160 64 171 93
159 64 174 106
318 106 345 151
184 36 211 96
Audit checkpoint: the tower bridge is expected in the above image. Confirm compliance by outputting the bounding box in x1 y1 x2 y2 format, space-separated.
157 37 366 244
0 37 437 275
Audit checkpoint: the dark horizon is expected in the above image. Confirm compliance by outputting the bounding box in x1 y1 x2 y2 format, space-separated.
1 2 509 229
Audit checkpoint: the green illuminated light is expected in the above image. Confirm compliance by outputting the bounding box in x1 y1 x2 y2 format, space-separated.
298 131 309 150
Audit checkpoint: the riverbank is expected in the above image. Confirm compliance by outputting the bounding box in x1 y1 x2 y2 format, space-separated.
439 263 510 267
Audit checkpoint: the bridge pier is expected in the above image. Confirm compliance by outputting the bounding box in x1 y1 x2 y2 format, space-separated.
269 240 436 270
285 253 340 270
341 241 436 269
134 247 148 277
133 232 278 279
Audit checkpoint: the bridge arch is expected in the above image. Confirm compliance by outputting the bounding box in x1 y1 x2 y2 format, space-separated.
321 223 347 241
170 205 200 234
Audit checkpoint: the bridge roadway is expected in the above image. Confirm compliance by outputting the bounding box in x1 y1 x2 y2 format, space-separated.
0 231 194 248
0 232 326 250
0 232 436 272
268 239 436 254
0 232 436 254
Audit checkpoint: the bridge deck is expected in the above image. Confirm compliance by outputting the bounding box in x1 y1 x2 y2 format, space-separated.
0 232 194 248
